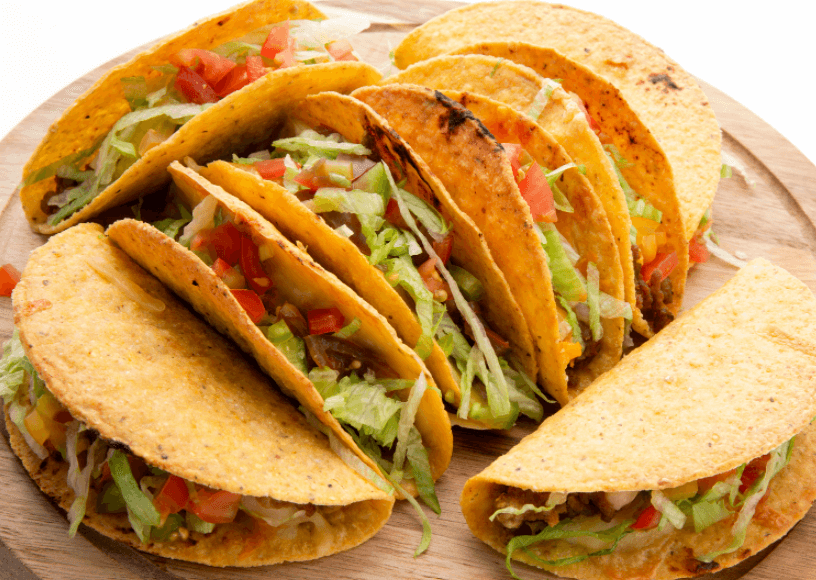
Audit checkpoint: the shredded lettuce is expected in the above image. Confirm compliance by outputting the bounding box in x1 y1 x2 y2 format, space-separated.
152 202 192 240
109 450 161 530
538 223 586 302
586 263 602 342
273 132 371 159
264 319 307 375
386 166 513 423
505 519 633 578
699 438 794 562
650 489 687 530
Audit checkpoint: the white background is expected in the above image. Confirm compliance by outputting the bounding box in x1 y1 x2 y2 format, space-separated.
1 1 814 165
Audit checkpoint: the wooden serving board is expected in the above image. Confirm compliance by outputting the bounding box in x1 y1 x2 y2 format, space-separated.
2 2 816 579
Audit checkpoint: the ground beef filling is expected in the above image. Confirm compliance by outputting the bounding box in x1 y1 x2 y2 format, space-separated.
494 487 632 531
633 245 674 332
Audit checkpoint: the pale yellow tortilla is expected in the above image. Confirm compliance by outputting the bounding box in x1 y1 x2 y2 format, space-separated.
394 1 722 241
107 164 453 496
21 0 381 234
461 258 816 578
383 53 680 338
10 222 393 566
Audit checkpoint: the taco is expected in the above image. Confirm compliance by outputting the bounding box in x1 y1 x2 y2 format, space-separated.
20 0 380 234
381 53 688 337
353 84 627 400
2 223 394 566
107 162 452 519
393 0 722 244
461 258 816 579
190 91 549 429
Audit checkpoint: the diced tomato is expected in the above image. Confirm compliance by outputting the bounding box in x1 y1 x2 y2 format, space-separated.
326 39 357 61
213 65 251 97
307 307 345 335
239 235 273 295
153 475 190 520
740 454 771 493
0 264 21 297
174 65 219 105
518 162 556 223
432 235 453 265
631 505 660 530
417 257 451 298
689 235 710 263
212 258 246 289
245 55 266 82
188 488 242 524
260 22 290 59
170 49 236 87
274 37 297 69
502 143 523 179
383 197 408 229
231 289 266 324
208 222 242 265
254 158 288 180
641 251 678 283
293 159 338 190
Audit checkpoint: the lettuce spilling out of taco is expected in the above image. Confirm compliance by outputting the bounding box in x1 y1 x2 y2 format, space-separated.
20 0 380 234
461 258 816 580
353 84 627 402
1 223 394 566
188 91 549 430
107 162 453 521
383 51 688 338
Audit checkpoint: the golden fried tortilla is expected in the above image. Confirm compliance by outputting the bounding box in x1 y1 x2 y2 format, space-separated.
461 258 816 579
394 1 722 240
382 53 687 338
354 84 625 401
21 0 380 234
9 223 393 566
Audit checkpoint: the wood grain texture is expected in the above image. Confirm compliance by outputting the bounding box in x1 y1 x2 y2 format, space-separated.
1 1 816 579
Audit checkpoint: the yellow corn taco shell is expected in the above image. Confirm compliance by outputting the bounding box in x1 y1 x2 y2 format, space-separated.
394 1 722 241
7 223 393 566
107 163 452 498
461 258 816 579
194 90 538 429
382 53 686 338
354 84 625 402
21 0 381 235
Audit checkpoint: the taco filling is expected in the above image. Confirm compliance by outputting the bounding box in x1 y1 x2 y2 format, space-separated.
568 96 678 332
1 330 344 557
227 122 549 429
491 438 795 578
32 17 366 228
150 193 440 512
502 143 631 371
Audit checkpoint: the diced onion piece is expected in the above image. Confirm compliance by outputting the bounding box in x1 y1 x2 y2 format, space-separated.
605 490 639 511
179 194 219 246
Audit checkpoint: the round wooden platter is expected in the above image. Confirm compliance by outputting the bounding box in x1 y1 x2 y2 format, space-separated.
2 2 816 579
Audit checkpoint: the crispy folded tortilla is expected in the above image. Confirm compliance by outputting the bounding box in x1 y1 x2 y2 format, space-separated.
20 0 380 234
394 1 722 241
382 53 687 338
7 223 393 566
107 164 452 497
353 84 625 401
194 90 539 428
461 258 816 579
